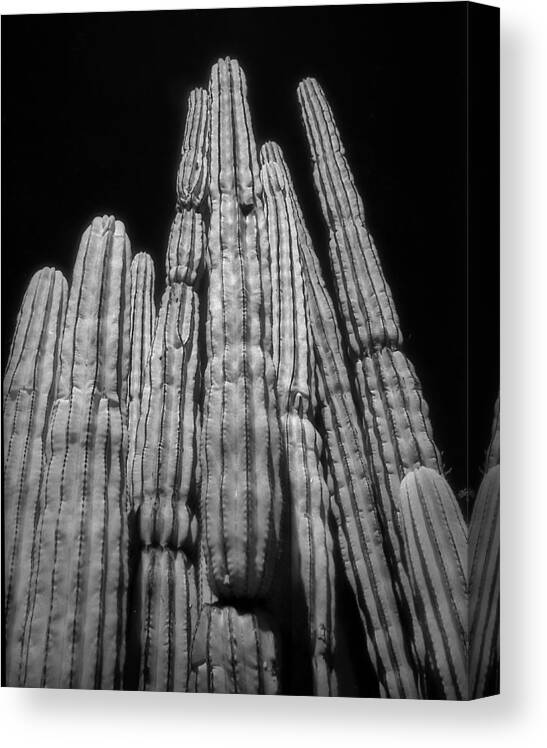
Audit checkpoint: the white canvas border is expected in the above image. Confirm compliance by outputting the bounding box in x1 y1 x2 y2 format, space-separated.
1 0 545 745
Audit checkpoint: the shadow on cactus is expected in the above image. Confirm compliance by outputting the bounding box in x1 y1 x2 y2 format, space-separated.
2 58 499 699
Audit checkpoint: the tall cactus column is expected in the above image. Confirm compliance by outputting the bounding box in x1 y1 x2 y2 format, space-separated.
3 268 68 685
261 142 421 698
260 151 337 696
297 78 468 699
189 59 284 695
128 89 208 691
297 77 441 564
17 216 132 689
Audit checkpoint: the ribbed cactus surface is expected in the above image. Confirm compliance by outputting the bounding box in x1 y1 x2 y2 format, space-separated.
3 268 68 685
297 77 472 699
261 142 423 698
200 59 284 604
15 216 132 689
261 149 337 696
189 604 279 694
3 58 498 700
127 89 207 691
399 467 468 699
469 396 500 698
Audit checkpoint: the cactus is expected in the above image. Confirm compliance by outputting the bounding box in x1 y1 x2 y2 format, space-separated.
14 216 132 689
399 467 468 699
297 78 471 698
261 141 422 698
127 89 207 691
3 268 68 685
3 59 498 699
199 59 284 601
469 396 500 698
297 77 441 510
127 252 155 491
189 604 279 694
260 149 337 696
190 58 284 695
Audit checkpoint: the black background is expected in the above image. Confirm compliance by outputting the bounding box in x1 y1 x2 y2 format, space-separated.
1 2 499 494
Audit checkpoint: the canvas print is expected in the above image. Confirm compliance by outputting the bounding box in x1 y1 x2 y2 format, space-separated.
1 2 500 698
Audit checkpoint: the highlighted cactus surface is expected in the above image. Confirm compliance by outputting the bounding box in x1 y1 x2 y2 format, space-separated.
2 58 499 699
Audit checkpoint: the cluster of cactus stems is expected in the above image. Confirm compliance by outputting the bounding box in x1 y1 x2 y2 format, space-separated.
3 58 499 699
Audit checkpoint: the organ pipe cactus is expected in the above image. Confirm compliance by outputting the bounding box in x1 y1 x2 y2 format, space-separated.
2 58 499 699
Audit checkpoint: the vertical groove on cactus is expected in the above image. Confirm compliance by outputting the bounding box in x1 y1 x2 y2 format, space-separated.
128 88 208 691
261 148 337 696
399 466 468 699
128 252 156 499
3 268 68 685
469 396 500 698
16 216 132 689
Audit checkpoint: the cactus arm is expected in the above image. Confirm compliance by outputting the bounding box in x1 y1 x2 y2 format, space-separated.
176 86 209 212
260 142 420 698
297 79 463 697
127 88 207 691
127 252 156 504
191 58 284 694
3 268 68 685
18 216 131 689
469 395 500 697
399 466 468 699
297 75 441 488
260 149 337 696
297 77 401 354
200 58 283 601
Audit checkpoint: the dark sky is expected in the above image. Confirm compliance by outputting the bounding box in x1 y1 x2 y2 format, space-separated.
1 3 499 496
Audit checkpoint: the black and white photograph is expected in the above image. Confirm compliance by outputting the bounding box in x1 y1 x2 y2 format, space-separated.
2 2 499 700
